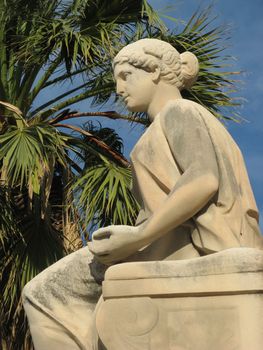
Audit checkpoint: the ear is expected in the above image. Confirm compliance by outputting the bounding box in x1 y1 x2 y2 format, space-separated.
151 66 161 83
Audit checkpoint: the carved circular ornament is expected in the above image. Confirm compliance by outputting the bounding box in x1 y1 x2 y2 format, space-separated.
96 297 159 348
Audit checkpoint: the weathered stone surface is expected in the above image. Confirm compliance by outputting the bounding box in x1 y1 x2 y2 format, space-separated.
105 247 263 282
22 247 105 349
97 248 263 350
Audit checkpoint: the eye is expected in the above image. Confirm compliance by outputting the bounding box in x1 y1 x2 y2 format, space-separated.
121 71 131 80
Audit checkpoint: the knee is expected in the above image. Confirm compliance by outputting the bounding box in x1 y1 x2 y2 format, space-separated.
22 270 49 308
22 278 37 306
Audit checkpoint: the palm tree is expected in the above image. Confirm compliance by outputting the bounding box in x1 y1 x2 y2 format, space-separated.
0 0 162 347
0 1 240 348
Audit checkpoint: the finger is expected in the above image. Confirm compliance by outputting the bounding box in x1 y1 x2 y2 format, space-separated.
95 254 114 266
88 241 109 256
92 228 112 240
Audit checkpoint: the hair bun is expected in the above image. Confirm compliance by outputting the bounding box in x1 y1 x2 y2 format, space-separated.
180 52 199 89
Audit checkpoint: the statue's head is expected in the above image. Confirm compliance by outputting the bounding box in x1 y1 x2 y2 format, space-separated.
113 39 199 113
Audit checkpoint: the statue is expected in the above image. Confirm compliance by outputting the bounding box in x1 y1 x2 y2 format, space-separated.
89 39 263 264
22 39 263 350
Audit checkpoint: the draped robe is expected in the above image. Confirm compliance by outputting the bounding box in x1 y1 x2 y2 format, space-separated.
129 99 263 260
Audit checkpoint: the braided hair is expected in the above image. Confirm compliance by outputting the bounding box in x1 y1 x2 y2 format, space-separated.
113 39 199 91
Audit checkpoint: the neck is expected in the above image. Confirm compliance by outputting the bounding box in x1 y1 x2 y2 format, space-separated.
147 82 182 122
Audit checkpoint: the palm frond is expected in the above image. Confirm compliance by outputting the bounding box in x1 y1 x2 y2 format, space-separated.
73 123 139 236
0 185 21 250
0 214 66 348
162 7 241 120
0 123 67 189
74 158 139 233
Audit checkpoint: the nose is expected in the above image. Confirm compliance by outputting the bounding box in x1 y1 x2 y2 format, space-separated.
116 80 125 96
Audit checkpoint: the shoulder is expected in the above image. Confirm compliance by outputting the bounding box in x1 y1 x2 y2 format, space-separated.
159 99 208 132
157 99 219 169
161 98 199 114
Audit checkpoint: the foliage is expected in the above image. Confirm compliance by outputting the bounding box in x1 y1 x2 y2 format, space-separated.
164 7 241 121
74 122 140 235
0 0 159 348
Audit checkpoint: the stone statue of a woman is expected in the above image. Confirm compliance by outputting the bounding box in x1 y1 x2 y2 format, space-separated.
23 39 263 350
89 38 263 264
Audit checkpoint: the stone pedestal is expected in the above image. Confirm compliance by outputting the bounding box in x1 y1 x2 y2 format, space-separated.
96 248 263 350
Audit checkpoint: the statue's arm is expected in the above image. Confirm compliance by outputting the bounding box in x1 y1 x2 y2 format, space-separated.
137 104 219 246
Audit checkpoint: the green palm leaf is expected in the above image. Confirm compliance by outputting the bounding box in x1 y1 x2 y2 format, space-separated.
0 124 67 189
74 158 139 232
73 123 139 236
0 185 21 249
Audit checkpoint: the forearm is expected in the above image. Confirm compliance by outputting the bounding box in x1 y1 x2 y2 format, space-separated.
138 172 218 246
89 172 218 264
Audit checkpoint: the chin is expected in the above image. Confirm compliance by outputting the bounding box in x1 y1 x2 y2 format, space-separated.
126 104 147 113
127 106 138 112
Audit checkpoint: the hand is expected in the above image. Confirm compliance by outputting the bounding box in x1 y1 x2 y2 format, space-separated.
88 225 143 265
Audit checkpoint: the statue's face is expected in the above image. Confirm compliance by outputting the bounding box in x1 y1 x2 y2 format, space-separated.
114 62 156 113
